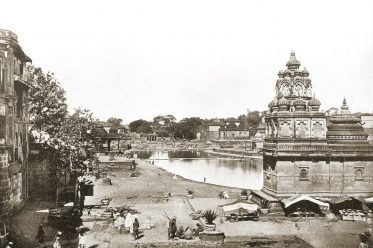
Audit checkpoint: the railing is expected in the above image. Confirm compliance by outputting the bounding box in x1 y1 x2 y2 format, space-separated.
263 143 373 153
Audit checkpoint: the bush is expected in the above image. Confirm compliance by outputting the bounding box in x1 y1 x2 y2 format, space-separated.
241 189 248 196
186 189 194 195
202 210 218 224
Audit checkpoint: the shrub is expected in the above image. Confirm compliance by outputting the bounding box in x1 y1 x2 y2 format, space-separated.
186 189 194 195
202 210 218 224
241 189 248 196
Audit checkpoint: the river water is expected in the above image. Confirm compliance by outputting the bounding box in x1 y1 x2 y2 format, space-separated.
136 150 263 190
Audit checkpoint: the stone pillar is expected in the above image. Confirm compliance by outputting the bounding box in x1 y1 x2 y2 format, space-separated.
0 150 10 246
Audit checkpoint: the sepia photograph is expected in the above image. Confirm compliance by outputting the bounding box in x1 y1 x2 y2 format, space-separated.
1 0 373 247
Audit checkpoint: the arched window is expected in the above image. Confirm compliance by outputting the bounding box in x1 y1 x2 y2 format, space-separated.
299 168 309 181
355 168 364 181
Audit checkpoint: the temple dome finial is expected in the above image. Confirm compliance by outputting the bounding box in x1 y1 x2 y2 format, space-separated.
341 97 349 111
286 51 301 69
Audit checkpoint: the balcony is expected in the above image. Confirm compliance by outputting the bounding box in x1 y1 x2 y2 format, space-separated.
14 74 33 89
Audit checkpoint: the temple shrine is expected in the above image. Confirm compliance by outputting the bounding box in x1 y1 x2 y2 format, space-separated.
262 52 373 199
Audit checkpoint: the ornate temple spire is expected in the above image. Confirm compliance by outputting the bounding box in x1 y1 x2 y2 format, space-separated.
341 97 349 110
286 51 301 70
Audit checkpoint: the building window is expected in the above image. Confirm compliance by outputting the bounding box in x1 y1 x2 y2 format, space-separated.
299 167 309 181
355 168 364 181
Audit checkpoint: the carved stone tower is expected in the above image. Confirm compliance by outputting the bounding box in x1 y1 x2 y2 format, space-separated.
262 52 373 199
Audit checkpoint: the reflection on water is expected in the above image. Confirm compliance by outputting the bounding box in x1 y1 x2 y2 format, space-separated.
142 150 263 190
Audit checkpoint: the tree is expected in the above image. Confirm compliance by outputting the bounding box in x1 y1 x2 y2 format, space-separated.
49 108 100 206
129 119 153 133
27 65 100 203
237 111 263 128
106 117 123 127
169 117 203 140
27 65 68 136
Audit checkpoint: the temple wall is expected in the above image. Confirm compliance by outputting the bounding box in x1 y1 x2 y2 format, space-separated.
264 158 373 197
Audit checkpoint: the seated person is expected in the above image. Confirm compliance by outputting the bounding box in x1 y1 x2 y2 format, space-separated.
184 227 194 240
194 223 204 237
113 213 126 232
176 226 185 239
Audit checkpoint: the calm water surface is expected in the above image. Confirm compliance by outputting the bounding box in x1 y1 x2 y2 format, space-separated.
137 150 263 190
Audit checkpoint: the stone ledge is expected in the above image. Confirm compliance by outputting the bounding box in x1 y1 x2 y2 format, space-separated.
199 231 225 244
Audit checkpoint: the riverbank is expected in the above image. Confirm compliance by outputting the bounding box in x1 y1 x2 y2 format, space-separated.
86 158 243 205
9 156 370 247
83 157 371 248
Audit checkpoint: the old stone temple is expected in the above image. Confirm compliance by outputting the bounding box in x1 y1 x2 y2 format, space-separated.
262 52 373 199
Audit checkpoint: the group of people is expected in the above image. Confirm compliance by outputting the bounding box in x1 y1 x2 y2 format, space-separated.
36 224 85 248
113 212 140 240
167 217 204 240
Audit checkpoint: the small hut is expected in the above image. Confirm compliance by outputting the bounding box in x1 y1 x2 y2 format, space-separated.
281 195 329 217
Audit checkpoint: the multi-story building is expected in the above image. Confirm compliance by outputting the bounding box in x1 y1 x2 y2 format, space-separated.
262 52 373 199
0 29 32 245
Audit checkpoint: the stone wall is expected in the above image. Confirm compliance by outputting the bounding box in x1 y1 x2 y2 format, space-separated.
0 150 10 246
28 156 56 200
263 156 373 198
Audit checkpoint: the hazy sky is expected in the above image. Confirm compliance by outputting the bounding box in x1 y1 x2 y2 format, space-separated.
2 0 373 123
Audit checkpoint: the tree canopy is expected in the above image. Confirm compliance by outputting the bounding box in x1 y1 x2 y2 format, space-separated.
106 117 123 127
129 119 153 133
27 65 68 136
168 117 203 140
238 111 263 128
27 65 99 172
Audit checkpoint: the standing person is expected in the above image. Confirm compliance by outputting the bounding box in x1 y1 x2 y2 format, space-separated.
133 218 140 240
35 224 45 247
168 217 177 240
78 231 86 248
53 231 62 248
125 212 133 233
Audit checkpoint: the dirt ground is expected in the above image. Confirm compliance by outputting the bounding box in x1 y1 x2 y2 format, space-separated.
9 157 373 247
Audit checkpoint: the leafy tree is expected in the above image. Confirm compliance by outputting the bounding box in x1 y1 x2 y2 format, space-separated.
27 65 68 136
169 117 203 140
247 111 262 128
153 115 176 125
49 108 100 205
107 117 123 127
27 64 100 204
129 119 153 133
238 111 263 128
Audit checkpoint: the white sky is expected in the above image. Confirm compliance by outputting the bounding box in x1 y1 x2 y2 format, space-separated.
2 0 373 123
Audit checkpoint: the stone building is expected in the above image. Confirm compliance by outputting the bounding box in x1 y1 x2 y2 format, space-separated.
262 52 373 199
219 122 250 140
0 29 32 244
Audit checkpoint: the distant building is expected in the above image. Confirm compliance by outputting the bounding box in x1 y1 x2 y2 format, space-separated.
0 29 32 245
90 122 131 151
204 122 224 140
262 52 373 199
219 122 250 139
